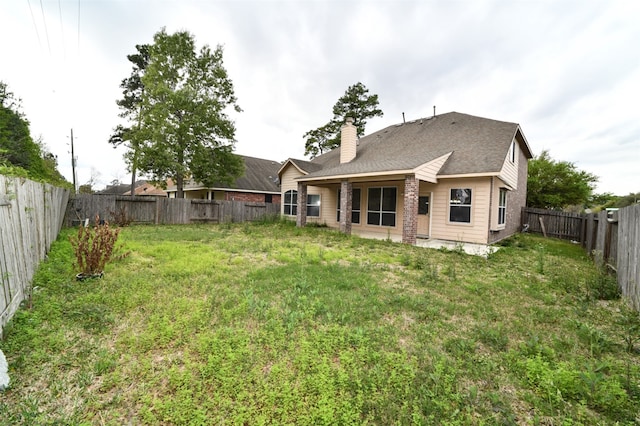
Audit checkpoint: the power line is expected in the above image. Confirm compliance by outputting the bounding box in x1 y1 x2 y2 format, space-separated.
58 0 65 58
26 0 42 51
77 0 81 52
39 0 51 55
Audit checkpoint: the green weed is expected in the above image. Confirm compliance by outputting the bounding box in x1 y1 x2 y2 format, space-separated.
0 224 638 424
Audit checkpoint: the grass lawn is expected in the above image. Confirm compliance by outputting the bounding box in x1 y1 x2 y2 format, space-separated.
1 220 639 425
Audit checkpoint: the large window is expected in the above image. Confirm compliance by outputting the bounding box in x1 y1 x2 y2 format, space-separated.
418 196 430 215
498 188 507 225
337 188 361 224
449 188 472 223
367 187 397 226
284 190 297 215
307 194 320 217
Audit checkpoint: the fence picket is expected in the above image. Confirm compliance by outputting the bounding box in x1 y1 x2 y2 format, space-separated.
524 205 640 310
0 176 69 334
65 194 280 227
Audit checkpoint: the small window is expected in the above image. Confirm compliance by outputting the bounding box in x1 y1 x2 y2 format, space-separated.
307 194 320 217
449 188 472 223
367 187 397 227
498 188 507 225
284 190 297 215
418 196 430 215
265 194 273 203
337 188 361 224
510 140 516 163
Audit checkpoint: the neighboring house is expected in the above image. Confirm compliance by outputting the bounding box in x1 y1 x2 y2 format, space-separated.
96 180 158 196
165 155 282 203
122 181 167 197
278 112 533 245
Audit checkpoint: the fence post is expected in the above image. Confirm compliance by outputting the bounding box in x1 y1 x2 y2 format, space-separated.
155 198 160 225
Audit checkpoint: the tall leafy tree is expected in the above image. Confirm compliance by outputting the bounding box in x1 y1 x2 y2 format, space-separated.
0 81 67 186
0 81 36 169
304 82 383 158
615 192 640 208
527 150 598 209
135 29 243 198
109 44 150 195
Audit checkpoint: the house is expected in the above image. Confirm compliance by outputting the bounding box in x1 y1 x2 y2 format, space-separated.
165 155 282 203
96 180 147 195
123 181 167 197
278 112 533 245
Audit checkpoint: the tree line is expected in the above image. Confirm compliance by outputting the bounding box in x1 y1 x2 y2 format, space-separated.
3 26 633 209
0 82 68 187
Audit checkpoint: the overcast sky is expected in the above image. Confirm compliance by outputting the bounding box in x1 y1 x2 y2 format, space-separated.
2 0 639 194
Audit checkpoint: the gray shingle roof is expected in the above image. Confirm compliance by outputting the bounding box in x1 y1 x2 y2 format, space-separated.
97 180 148 195
182 155 281 193
233 155 282 192
293 112 531 180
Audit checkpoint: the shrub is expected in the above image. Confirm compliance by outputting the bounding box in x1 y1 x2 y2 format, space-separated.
585 269 620 301
617 300 640 353
69 216 126 277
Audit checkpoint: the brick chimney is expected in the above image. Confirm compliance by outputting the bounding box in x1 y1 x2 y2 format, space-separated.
340 117 357 163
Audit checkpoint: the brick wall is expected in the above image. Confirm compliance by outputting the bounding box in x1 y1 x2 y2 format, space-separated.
403 175 418 244
339 180 352 234
224 191 281 203
296 183 307 227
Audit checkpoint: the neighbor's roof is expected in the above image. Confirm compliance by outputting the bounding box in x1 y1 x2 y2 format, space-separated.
174 155 282 193
287 112 532 180
123 182 167 196
97 180 148 195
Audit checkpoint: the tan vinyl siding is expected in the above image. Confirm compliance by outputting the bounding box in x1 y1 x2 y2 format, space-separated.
184 190 207 199
414 152 452 183
428 177 492 244
498 138 519 189
489 147 529 244
279 165 335 223
305 186 332 224
280 164 303 216
311 180 406 240
490 178 508 231
280 165 303 192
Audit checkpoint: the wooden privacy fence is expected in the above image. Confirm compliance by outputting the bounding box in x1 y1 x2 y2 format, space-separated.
521 207 584 241
523 205 640 310
64 194 281 227
601 204 639 310
0 176 69 334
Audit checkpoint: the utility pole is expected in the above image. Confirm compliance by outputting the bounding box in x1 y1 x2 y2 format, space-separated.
70 128 77 193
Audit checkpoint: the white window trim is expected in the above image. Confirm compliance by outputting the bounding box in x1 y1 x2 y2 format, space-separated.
283 189 297 216
367 186 397 227
497 188 507 227
448 187 473 225
509 140 517 163
307 193 321 217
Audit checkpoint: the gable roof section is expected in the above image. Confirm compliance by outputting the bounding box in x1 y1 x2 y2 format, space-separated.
295 112 532 181
171 155 282 193
234 155 282 192
277 158 323 176
123 182 167 196
97 180 147 195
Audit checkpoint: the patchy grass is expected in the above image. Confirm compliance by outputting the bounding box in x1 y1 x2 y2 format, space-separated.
1 222 639 424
